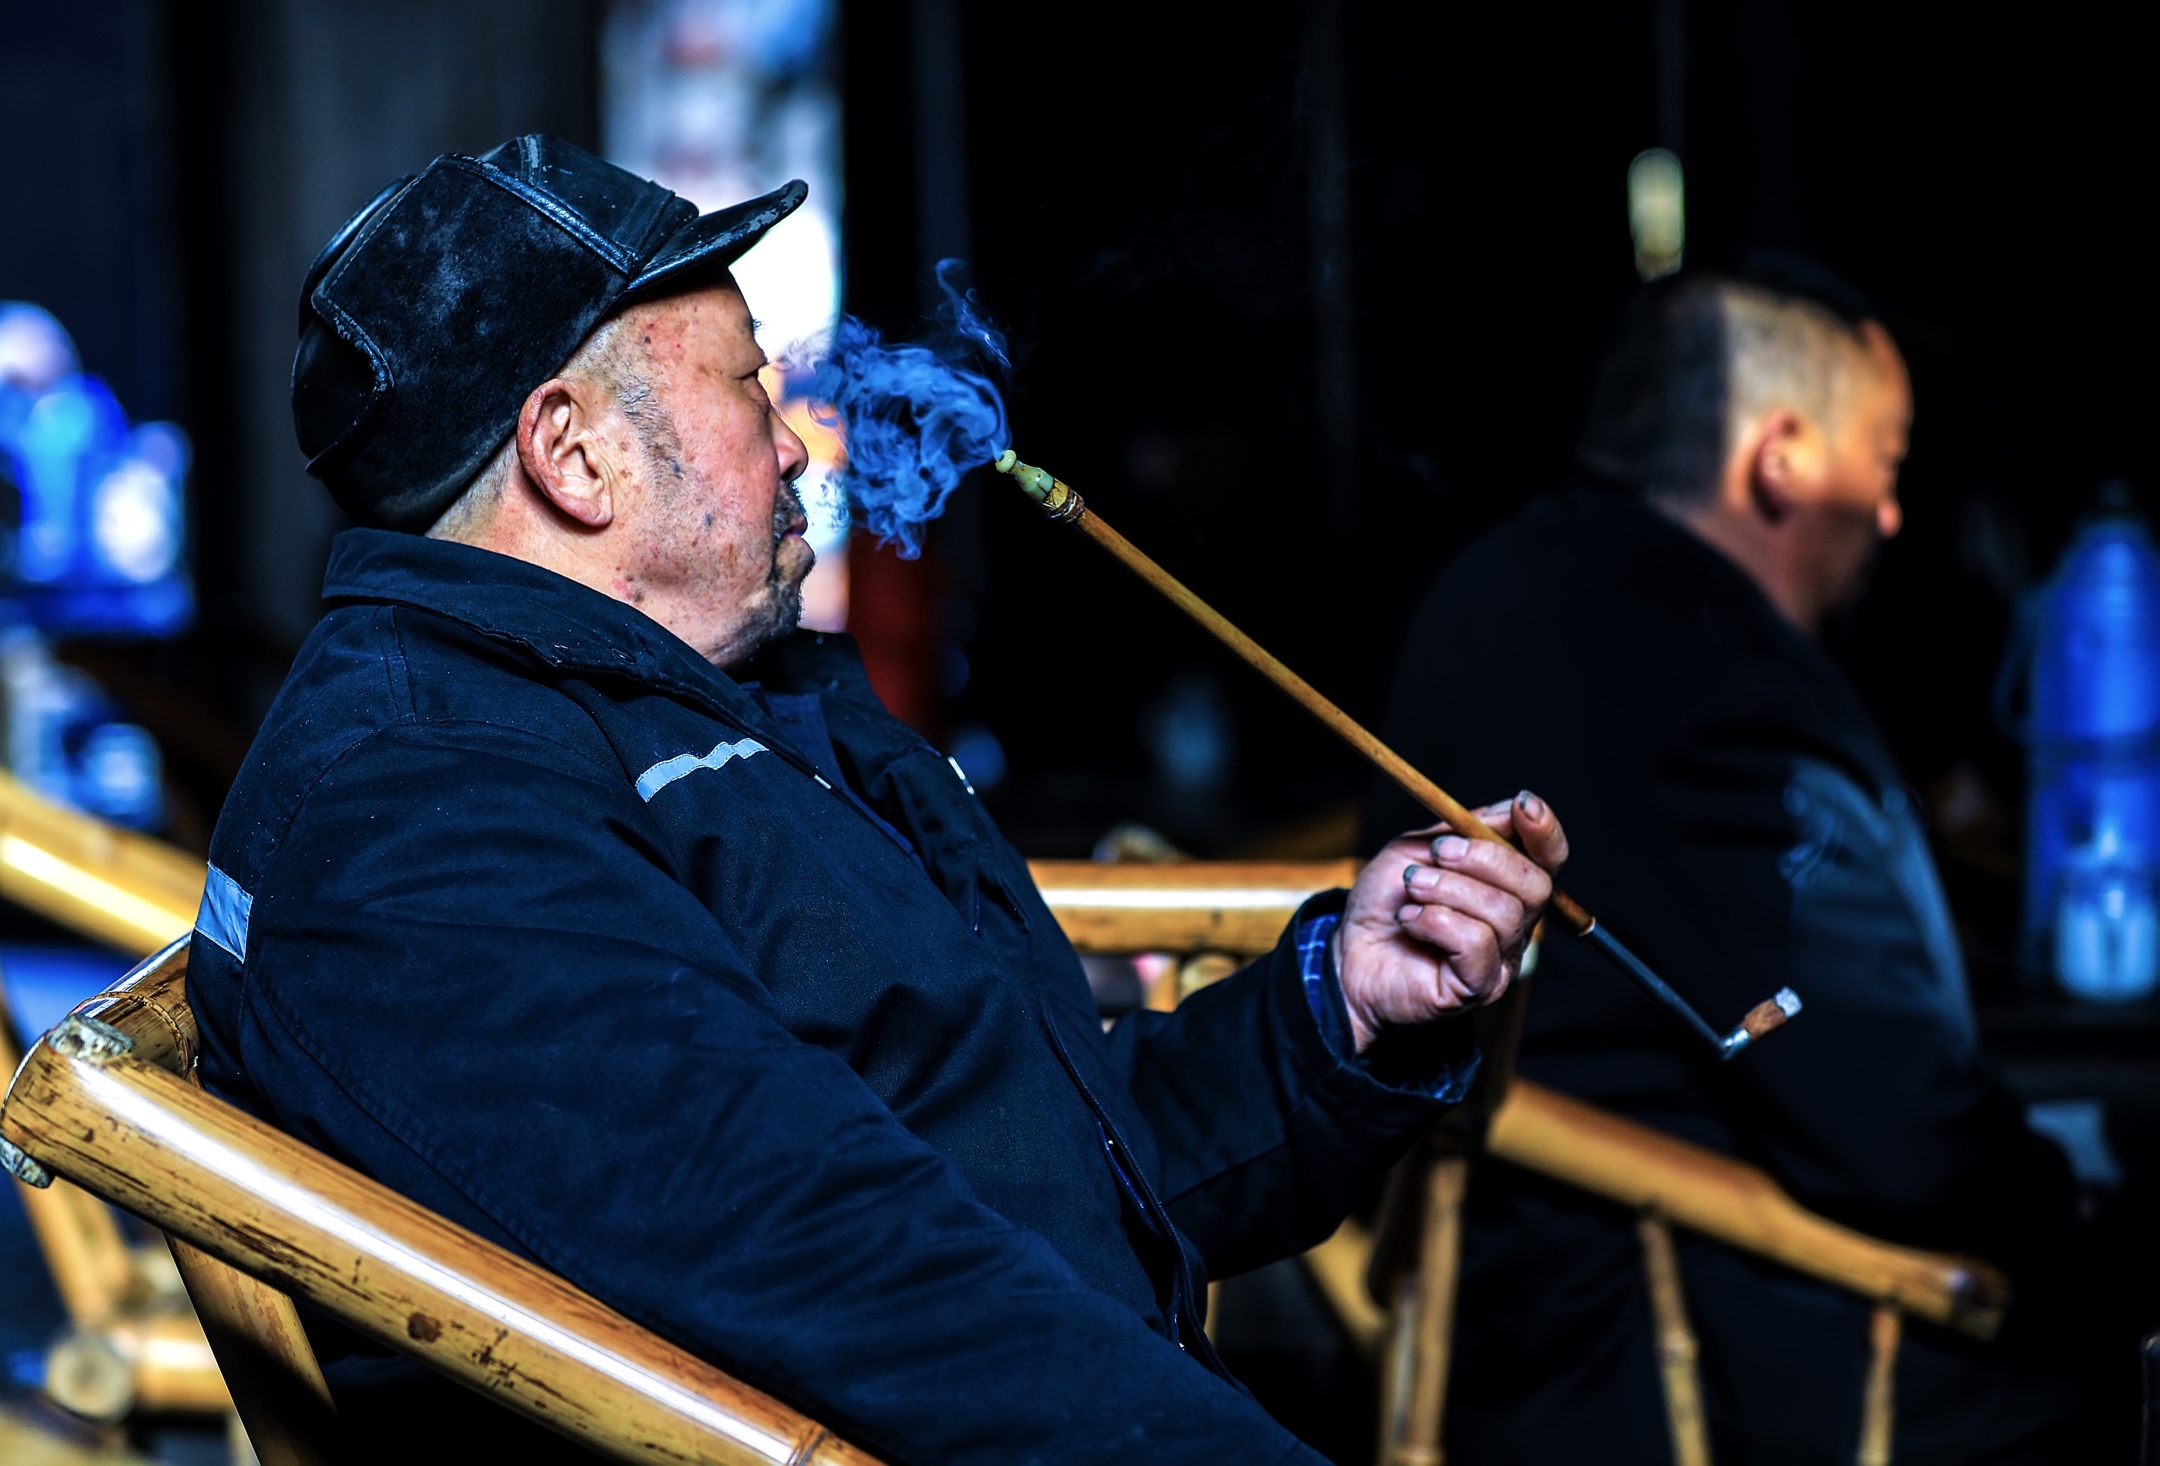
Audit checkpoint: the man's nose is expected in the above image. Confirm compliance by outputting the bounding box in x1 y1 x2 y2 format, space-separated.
1878 495 1903 539
774 408 810 483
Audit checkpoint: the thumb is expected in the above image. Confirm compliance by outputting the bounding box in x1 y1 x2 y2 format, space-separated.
1511 789 1569 873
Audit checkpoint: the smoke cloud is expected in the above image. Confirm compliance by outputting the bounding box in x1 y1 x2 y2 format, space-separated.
802 259 1010 559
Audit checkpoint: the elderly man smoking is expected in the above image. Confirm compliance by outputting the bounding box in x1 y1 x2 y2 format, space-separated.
191 136 1566 1464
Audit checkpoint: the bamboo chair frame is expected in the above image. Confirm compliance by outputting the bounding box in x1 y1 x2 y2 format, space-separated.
2 938 878 1466
1 771 233 1427
0 778 2007 1464
0 971 231 1424
1030 859 2011 1466
1 772 878 1462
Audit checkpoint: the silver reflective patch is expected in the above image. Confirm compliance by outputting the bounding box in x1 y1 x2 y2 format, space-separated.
635 737 769 802
196 863 253 962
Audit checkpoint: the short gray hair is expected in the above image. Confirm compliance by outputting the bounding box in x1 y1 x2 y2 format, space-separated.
426 311 665 541
1576 273 1877 503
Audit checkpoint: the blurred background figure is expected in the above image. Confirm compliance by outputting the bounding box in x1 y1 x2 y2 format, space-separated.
1362 264 2135 1463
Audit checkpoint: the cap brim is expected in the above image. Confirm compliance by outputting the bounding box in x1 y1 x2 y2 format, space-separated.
622 179 809 303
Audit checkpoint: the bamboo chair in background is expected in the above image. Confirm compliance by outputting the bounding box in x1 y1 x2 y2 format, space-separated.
1031 859 2012 1466
0 772 232 1431
1360 957 1535 1466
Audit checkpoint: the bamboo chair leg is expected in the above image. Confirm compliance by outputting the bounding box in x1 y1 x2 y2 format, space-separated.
1857 1303 1900 1466
1377 1154 1469 1466
168 1236 339 1466
1638 1212 1712 1466
2141 1330 2160 1466
1377 1267 1420 1462
1301 1217 1387 1358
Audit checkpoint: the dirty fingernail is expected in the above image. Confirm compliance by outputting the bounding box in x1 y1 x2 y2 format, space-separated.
1406 866 1440 894
1516 790 1546 820
1435 835 1470 860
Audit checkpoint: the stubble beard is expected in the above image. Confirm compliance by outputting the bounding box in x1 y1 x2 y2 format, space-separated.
760 477 812 645
629 396 813 667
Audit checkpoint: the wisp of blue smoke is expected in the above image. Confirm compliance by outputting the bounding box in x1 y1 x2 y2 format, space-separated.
804 259 1010 559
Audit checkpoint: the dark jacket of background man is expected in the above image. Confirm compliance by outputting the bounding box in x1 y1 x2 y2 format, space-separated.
1363 270 2124 1465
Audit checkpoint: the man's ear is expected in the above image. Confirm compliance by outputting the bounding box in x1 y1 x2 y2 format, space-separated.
1744 409 1809 523
515 378 619 530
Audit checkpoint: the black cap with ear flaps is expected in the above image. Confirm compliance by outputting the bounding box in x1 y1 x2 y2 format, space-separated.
292 134 806 533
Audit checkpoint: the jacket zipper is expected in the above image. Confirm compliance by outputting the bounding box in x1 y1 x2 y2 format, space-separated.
1039 1010 1236 1379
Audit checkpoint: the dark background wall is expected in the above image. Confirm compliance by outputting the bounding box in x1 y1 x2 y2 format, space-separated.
188 0 604 657
842 0 2158 990
0 1 183 423
3 0 600 848
4 0 2155 986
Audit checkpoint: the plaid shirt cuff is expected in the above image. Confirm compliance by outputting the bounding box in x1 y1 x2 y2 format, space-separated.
1297 911 1479 1103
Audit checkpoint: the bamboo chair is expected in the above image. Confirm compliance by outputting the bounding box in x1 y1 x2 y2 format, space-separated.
0 772 233 1427
1361 962 1535 1466
0 780 2003 1463
0 972 229 1425
1 936 878 1466
0 772 859 1461
1029 859 2011 1466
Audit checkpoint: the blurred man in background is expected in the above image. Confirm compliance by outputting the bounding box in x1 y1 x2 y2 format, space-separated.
1363 263 2127 1463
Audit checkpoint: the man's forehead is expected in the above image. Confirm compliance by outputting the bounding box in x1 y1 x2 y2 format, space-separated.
627 282 763 361
1854 325 1912 422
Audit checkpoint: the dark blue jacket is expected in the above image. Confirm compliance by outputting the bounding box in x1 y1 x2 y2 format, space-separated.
1364 491 2100 1464
190 530 1457 1464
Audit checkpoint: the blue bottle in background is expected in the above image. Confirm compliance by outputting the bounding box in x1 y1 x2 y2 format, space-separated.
2022 504 2160 1001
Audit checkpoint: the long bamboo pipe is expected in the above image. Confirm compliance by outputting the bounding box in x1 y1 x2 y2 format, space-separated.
994 452 1798 1059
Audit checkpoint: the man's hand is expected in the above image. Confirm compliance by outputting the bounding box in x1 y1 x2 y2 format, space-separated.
1334 791 1569 1053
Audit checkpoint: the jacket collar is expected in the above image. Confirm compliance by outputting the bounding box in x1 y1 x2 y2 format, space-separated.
1562 487 1903 795
321 528 825 739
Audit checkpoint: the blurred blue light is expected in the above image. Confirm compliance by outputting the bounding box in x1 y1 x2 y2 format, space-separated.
2020 517 2160 1000
74 722 164 827
0 300 193 637
948 724 1007 792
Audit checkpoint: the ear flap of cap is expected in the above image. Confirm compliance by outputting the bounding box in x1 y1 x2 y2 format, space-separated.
292 175 414 472
298 176 413 334
292 316 378 465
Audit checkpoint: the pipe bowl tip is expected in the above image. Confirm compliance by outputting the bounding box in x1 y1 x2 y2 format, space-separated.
994 449 1018 472
1739 994 1797 1040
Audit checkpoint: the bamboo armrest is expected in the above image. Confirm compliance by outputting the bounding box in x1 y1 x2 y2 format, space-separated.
1487 1080 2008 1338
2 944 879 1466
1028 859 1358 956
1025 861 2012 1339
0 780 2008 1403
